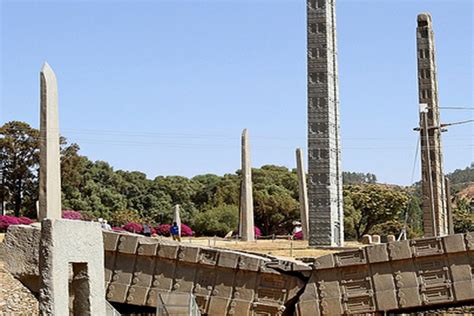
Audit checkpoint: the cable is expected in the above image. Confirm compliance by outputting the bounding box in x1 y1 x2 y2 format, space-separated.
439 107 474 110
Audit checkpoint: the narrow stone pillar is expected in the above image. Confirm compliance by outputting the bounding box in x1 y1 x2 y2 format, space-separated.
296 148 309 240
307 0 344 247
240 129 254 241
416 13 447 236
39 62 62 221
173 204 182 236
37 63 106 315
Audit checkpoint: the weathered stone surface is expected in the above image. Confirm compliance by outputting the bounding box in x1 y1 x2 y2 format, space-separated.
307 0 344 247
4 225 41 292
39 219 106 315
416 13 447 237
361 234 372 244
39 62 62 221
371 234 381 244
296 148 309 240
296 233 474 315
240 129 254 241
387 234 396 243
5 227 473 315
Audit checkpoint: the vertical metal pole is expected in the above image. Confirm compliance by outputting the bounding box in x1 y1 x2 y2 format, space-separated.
445 178 454 234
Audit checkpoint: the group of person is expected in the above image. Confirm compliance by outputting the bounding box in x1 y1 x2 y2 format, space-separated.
98 218 112 230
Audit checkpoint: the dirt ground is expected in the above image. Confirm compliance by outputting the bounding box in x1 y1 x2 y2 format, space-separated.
171 237 362 259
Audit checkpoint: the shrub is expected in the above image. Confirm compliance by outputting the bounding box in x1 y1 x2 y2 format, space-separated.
62 210 82 220
18 217 34 225
0 216 21 231
193 205 238 236
156 223 193 236
123 222 143 233
112 226 125 232
156 224 171 236
254 226 262 238
293 230 303 240
181 224 193 237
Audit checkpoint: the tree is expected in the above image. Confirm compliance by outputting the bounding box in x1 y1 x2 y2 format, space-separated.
453 197 474 233
0 121 39 216
252 166 300 235
343 171 378 184
343 184 409 239
194 204 238 236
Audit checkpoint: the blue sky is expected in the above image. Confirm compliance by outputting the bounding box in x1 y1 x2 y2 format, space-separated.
1 0 472 185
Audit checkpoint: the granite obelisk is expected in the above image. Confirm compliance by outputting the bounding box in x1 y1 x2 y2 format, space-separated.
296 148 309 240
416 13 447 236
39 62 62 220
173 204 182 237
38 63 106 315
307 0 344 246
240 129 254 241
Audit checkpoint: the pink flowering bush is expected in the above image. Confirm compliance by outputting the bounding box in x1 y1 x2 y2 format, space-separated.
112 226 125 232
18 217 34 225
0 216 21 231
254 226 262 238
156 224 171 236
62 210 82 220
156 224 193 236
293 230 303 240
123 222 143 234
181 224 193 237
0 215 35 232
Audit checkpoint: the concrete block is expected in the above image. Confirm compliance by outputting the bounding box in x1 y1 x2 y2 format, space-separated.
387 235 396 243
371 235 381 244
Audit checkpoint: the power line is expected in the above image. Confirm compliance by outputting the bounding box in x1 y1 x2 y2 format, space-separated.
439 107 474 110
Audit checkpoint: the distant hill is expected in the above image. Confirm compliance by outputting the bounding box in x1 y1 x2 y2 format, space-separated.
447 164 474 193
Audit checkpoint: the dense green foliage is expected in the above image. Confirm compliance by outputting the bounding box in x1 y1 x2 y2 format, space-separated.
1 121 472 238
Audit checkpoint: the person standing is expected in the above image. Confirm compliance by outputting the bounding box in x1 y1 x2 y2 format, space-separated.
170 222 181 242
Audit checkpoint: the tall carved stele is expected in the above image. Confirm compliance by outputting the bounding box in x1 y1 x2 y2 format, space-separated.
307 0 344 246
416 13 447 236
240 129 255 241
39 62 62 220
296 148 310 240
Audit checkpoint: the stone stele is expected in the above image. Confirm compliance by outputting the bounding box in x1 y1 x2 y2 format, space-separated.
307 0 344 247
39 62 62 221
296 148 310 240
240 129 255 241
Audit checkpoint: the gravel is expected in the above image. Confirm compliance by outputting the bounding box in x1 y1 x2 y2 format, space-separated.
0 241 39 315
